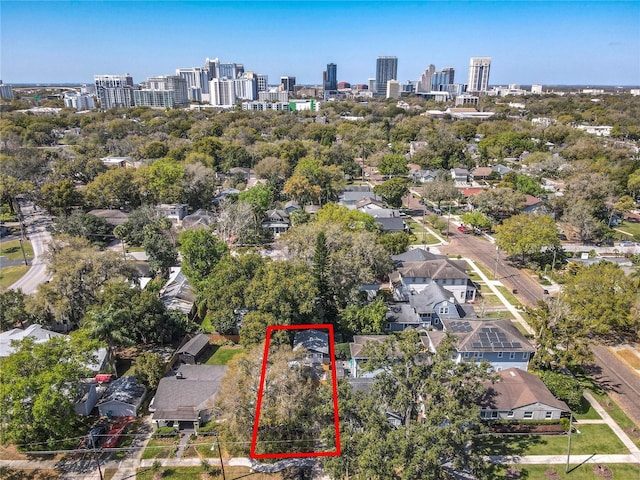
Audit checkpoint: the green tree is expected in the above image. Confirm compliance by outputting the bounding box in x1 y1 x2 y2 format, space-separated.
238 183 274 217
470 187 526 219
0 289 29 331
373 177 409 208
39 180 82 215
142 219 178 277
0 333 99 449
52 211 112 247
494 213 559 264
460 211 493 231
339 297 387 334
378 153 409 177
315 203 378 232
84 304 134 375
133 352 166 389
114 206 163 246
138 158 186 204
141 141 168 159
538 370 584 410
377 231 410 255
85 168 141 210
421 175 460 209
178 229 228 287
0 174 34 215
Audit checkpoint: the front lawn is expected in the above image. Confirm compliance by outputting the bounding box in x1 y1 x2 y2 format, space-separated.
489 463 640 479
141 437 179 460
587 390 640 448
616 221 640 237
0 239 34 261
136 466 283 480
477 424 628 456
205 345 245 365
496 286 522 308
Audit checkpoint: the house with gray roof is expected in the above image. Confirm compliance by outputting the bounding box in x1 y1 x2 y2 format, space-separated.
348 335 389 378
391 247 446 264
375 216 409 233
97 376 147 417
389 258 477 303
182 209 215 230
160 267 195 318
151 364 227 431
423 319 534 371
339 190 383 209
261 209 291 236
87 209 130 226
293 329 329 366
479 368 570 420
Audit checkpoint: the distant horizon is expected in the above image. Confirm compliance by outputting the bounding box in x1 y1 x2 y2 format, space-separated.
2 1 639 86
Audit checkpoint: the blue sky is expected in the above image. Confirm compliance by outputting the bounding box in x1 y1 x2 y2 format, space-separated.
1 1 639 86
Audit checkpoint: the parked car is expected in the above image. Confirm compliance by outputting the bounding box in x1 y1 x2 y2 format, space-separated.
457 225 472 234
86 423 108 449
620 241 635 247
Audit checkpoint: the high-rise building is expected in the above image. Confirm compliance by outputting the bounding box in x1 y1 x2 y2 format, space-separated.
376 56 398 96
323 63 337 91
467 57 491 93
280 76 296 93
176 67 209 101
134 75 188 108
432 67 455 91
256 74 268 92
531 84 543 94
234 77 257 100
64 92 95 111
94 74 135 109
418 65 436 93
209 78 236 107
0 81 14 100
386 80 401 99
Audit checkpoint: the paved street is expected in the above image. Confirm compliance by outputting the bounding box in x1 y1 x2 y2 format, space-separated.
8 200 53 294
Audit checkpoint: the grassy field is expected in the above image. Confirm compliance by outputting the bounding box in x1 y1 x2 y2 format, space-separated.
572 396 601 420
588 390 640 448
136 466 283 480
496 286 523 308
489 463 640 479
477 424 628 456
616 221 640 237
205 345 245 365
0 239 34 261
0 264 29 290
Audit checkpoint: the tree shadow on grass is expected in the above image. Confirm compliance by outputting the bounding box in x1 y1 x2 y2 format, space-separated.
474 432 545 457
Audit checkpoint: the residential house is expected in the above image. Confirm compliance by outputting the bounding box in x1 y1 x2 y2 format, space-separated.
212 188 240 205
522 195 545 214
423 319 535 371
471 167 493 181
284 200 301 215
389 258 477 303
339 190 383 209
151 364 227 431
355 197 387 212
375 216 409 233
451 168 469 184
479 368 570 420
293 329 329 366
182 209 215 230
100 156 133 168
160 267 196 318
176 333 210 365
261 209 291 236
386 283 476 332
157 204 189 224
348 335 389 378
391 247 446 265
411 169 437 184
73 380 102 416
97 376 147 417
87 209 129 226
492 164 512 178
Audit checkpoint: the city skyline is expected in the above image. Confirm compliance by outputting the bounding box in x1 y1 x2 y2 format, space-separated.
1 1 639 86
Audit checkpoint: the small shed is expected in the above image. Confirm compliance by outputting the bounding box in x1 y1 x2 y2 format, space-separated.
177 334 210 365
97 376 147 417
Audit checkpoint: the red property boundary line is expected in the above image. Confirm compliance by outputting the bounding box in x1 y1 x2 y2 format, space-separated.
250 324 341 459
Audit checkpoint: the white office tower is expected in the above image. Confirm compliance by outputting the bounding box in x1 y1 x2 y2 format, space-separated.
467 57 491 93
64 92 95 111
234 77 257 100
368 78 376 92
134 76 188 108
386 80 401 99
531 84 543 94
210 78 236 107
176 67 210 101
94 74 135 108
258 89 288 102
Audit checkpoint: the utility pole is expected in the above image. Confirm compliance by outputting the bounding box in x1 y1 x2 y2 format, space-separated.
493 247 499 280
212 433 226 480
93 447 104 480
565 413 573 473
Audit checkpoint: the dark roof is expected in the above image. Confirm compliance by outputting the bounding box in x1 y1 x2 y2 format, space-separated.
480 368 570 412
430 319 534 353
385 302 418 324
409 283 457 313
98 376 146 407
177 334 210 357
152 365 227 421
392 248 445 263
391 259 470 282
375 217 406 232
293 330 329 355
87 209 129 226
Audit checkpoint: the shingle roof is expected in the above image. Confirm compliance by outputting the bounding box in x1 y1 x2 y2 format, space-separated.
293 330 329 355
177 334 210 357
160 268 195 315
480 368 570 412
431 319 534 353
394 259 470 281
392 248 445 263
409 283 457 314
98 376 146 407
349 335 389 359
152 365 227 421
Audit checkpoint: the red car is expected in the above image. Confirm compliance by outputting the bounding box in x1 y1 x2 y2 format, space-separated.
457 225 472 234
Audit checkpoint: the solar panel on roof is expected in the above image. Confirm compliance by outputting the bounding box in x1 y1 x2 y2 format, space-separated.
513 342 521 348
471 342 482 348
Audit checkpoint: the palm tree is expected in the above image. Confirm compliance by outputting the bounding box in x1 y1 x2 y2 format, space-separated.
84 305 134 377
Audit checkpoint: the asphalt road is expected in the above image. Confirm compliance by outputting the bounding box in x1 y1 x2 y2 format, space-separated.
8 201 53 294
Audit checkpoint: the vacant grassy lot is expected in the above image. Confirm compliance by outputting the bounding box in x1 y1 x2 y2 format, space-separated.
489 463 640 479
477 424 628 456
205 345 245 365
